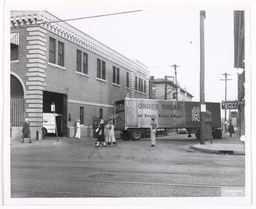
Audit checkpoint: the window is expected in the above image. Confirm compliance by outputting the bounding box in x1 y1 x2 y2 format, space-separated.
80 107 84 124
139 78 142 92
112 66 120 85
77 51 88 74
135 77 146 93
126 72 129 88
135 76 138 90
76 50 82 72
11 44 18 61
144 80 146 93
97 59 106 80
97 59 101 78
99 108 103 119
58 41 64 66
102 61 106 80
49 37 65 67
83 52 88 74
49 37 56 64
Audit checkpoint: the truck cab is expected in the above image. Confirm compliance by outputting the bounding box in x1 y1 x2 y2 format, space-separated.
42 113 63 136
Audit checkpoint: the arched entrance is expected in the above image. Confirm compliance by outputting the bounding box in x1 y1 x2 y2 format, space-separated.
10 75 25 127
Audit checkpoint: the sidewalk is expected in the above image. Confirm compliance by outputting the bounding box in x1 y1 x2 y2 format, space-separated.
192 133 245 155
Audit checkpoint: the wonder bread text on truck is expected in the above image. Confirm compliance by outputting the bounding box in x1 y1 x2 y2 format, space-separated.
114 98 222 141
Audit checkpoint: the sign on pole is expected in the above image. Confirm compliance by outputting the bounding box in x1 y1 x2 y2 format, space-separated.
221 101 238 109
51 102 58 142
51 103 55 112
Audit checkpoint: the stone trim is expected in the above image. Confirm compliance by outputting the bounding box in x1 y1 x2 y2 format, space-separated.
11 11 149 77
24 26 47 130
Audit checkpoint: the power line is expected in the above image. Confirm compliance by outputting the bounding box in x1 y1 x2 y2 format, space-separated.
45 10 143 24
11 10 143 28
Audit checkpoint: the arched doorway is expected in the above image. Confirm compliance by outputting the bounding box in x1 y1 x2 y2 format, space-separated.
10 75 25 127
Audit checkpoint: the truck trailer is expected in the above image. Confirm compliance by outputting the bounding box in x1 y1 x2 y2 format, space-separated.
114 98 222 140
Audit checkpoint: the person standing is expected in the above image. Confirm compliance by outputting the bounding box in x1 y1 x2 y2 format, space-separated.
21 118 31 143
96 119 105 147
106 119 117 147
92 120 99 138
92 120 99 146
150 118 157 147
75 119 81 139
228 122 235 137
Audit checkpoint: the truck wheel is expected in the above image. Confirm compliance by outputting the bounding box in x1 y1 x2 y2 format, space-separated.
121 133 130 141
130 129 142 140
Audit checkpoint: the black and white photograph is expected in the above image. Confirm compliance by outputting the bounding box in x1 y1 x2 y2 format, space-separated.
2 0 254 208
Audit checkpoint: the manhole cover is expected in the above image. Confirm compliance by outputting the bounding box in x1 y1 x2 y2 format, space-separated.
88 173 115 179
219 150 234 155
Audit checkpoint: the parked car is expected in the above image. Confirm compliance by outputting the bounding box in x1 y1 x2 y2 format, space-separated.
156 129 166 136
178 128 188 134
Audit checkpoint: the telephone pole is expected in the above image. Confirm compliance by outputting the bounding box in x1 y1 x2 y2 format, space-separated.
171 64 180 101
200 10 206 145
220 73 232 133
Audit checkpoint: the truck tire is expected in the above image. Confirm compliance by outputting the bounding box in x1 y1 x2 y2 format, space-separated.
121 133 130 141
130 129 142 140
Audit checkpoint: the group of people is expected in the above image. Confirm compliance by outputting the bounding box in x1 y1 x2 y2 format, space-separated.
74 118 117 147
20 117 236 145
20 117 154 146
92 119 117 147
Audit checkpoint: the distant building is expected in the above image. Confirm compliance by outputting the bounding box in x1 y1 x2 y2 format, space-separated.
10 10 150 140
149 76 193 101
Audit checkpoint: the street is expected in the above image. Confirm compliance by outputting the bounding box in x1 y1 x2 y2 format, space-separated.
10 133 245 198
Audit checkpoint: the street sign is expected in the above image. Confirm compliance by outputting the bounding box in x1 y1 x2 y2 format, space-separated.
231 111 238 118
51 103 55 112
221 101 238 109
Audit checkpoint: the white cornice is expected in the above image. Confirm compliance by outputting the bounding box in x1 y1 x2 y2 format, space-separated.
11 10 150 77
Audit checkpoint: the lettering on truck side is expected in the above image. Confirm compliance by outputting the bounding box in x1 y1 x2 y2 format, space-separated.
138 103 159 110
137 103 181 111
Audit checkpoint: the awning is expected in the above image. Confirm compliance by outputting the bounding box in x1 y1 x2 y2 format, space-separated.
10 33 19 45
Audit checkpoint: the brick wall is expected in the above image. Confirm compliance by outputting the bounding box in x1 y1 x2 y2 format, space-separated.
10 11 150 139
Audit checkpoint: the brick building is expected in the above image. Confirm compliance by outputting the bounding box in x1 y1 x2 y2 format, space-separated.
149 77 193 101
10 10 150 140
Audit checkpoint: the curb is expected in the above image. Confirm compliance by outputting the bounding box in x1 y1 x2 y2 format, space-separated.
191 144 245 155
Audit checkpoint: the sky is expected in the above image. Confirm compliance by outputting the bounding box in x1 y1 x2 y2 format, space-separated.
48 4 242 104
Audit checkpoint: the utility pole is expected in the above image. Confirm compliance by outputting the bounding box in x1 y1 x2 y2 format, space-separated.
171 64 180 101
200 10 206 145
165 76 167 100
220 73 232 133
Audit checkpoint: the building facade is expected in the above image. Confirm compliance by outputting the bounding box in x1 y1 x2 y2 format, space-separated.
10 10 150 140
149 76 193 101
234 10 245 136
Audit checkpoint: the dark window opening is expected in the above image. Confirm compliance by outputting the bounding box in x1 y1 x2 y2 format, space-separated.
49 37 56 64
58 41 64 66
11 43 18 61
80 106 84 124
76 50 82 72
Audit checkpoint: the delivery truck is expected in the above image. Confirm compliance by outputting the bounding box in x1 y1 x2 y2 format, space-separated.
42 113 63 136
114 98 222 140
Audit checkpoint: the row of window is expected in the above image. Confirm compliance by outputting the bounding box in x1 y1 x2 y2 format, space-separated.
135 77 147 93
49 37 138 90
11 36 147 93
